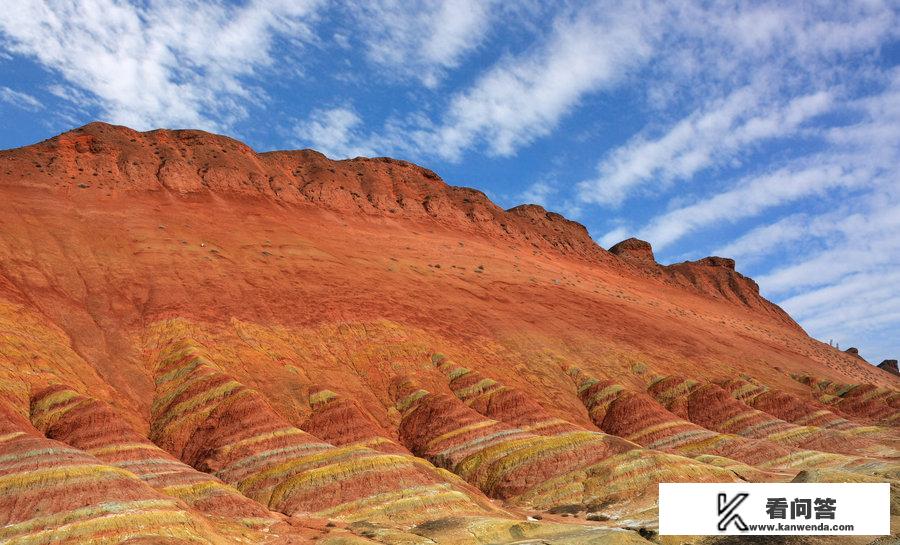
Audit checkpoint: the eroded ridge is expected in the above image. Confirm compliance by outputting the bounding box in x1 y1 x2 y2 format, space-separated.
569 367 790 475
569 368 896 479
648 375 889 457
718 376 896 446
30 384 278 524
433 355 586 435
150 339 500 524
301 388 409 454
0 397 231 545
391 376 736 514
791 373 900 426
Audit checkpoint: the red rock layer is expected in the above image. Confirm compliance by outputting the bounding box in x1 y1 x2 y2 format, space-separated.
391 377 734 509
606 237 799 324
150 339 497 523
434 356 586 435
648 376 885 457
2 122 606 262
300 388 408 454
29 384 276 520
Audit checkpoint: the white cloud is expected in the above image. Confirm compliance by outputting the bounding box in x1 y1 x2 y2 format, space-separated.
352 0 496 88
0 0 321 130
637 159 875 250
758 203 900 295
774 261 900 361
632 63 900 253
712 215 808 263
599 227 630 249
572 2 898 210
293 106 378 159
578 88 834 206
701 71 900 360
0 86 42 111
417 3 660 160
519 181 555 208
288 3 662 163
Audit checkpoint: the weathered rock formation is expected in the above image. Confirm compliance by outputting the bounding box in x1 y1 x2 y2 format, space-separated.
879 359 899 376
0 123 896 543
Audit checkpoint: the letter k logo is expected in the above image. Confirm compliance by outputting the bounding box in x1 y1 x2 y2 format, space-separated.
718 493 749 531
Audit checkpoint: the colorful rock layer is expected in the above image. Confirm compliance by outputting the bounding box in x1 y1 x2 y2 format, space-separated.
791 373 900 426
392 377 736 511
570 368 786 468
434 356 585 435
718 376 897 448
0 398 231 545
29 384 275 522
571 368 896 478
648 375 886 457
301 388 408 454
150 340 498 524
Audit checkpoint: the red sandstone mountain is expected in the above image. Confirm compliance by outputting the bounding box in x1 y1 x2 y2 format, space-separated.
0 122 896 544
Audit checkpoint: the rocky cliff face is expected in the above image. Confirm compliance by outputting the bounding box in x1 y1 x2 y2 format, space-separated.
879 359 899 376
609 237 796 326
2 122 608 262
0 123 896 544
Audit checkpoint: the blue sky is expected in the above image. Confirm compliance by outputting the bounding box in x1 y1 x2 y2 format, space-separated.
1 1 898 364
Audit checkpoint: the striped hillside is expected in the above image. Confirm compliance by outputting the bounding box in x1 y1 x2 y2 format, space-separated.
29 384 278 524
300 388 408 454
150 339 500 524
791 374 900 426
392 376 736 511
434 356 586 435
718 377 896 445
0 397 231 545
570 368 895 477
647 376 897 468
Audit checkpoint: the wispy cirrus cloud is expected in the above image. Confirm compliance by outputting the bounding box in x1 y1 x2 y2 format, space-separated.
641 66 900 359
0 0 322 130
292 105 377 159
634 158 878 250
712 214 810 264
578 89 834 206
294 3 663 161
763 198 900 360
350 0 497 88
418 3 661 160
0 86 42 111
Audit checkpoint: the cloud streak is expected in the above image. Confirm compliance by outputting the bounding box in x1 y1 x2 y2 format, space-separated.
293 105 376 159
0 0 321 129
578 89 833 206
417 3 660 160
0 86 42 111
351 0 496 88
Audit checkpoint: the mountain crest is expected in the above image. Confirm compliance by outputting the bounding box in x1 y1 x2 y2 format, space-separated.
4 122 792 319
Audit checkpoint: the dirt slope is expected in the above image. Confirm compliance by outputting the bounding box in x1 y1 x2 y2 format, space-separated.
0 122 895 544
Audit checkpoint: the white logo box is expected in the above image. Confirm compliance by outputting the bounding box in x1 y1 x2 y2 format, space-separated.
659 482 890 535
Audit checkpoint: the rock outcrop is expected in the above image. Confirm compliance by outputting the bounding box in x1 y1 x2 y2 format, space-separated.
879 359 899 376
608 237 656 265
606 237 799 326
0 123 896 543
2 122 610 263
845 347 867 361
